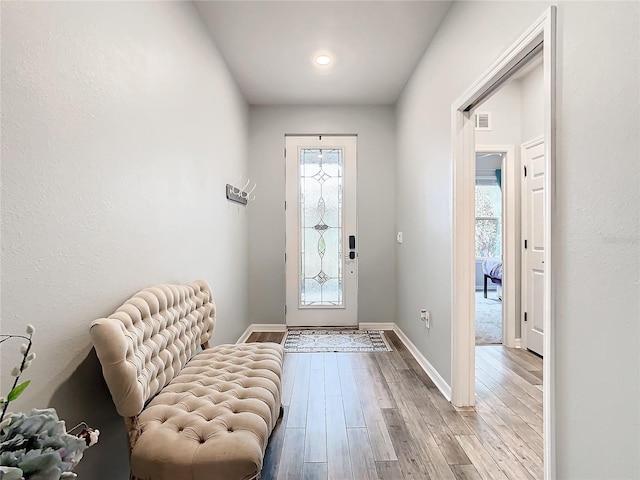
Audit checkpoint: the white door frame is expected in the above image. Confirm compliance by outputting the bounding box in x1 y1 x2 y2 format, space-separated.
475 145 518 349
451 6 556 479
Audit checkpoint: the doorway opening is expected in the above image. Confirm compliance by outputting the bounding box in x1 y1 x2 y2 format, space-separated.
451 6 556 478
475 151 504 346
474 145 519 349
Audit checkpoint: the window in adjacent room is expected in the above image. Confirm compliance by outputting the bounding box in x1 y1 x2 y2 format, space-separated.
475 175 502 258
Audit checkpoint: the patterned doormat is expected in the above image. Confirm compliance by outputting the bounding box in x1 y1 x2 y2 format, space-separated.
283 329 392 353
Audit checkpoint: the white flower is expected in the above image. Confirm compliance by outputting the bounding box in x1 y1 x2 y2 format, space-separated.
22 360 31 370
0 465 23 480
0 397 6 404
10 366 21 376
25 324 35 334
88 429 100 446
0 416 12 430
20 344 28 354
26 352 36 361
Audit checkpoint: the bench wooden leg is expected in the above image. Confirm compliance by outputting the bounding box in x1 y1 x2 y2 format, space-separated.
484 274 488 298
125 416 141 480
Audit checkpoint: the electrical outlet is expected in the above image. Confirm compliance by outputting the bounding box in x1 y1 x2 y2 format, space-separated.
397 232 403 244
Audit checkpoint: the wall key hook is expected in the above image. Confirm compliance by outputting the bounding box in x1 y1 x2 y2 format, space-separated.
226 178 256 205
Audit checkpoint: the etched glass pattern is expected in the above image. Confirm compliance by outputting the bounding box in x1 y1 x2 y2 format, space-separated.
300 148 343 306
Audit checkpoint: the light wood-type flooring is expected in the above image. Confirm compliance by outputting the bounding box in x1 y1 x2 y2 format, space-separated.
246 330 543 480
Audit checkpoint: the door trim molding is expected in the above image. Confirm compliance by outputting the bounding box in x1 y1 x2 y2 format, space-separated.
450 7 556 479
476 145 518 349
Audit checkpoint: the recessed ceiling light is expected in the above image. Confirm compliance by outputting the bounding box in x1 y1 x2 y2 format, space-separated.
315 55 332 66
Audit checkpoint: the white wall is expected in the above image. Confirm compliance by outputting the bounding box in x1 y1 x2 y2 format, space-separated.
476 81 523 146
248 106 396 327
555 2 639 477
1 2 249 478
396 1 639 478
521 63 545 142
476 62 545 147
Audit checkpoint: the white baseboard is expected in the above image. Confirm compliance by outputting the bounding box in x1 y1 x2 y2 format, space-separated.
356 322 452 402
392 324 452 402
359 322 395 331
252 323 287 332
236 323 287 344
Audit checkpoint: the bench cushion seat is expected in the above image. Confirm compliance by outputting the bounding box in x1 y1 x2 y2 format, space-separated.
131 342 284 480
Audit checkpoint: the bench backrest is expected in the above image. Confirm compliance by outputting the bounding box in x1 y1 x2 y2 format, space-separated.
90 280 215 417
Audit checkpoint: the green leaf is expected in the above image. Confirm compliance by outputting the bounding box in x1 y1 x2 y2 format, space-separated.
7 380 30 402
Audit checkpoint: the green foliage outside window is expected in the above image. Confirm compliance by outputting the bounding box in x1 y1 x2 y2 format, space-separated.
475 183 502 258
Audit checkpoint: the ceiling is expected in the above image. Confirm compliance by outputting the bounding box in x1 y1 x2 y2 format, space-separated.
194 1 453 106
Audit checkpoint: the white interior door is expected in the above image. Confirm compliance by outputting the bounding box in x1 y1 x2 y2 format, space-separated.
522 138 545 356
285 135 357 327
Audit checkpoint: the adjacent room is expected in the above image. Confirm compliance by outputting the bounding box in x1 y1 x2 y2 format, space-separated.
474 150 504 345
1 1 638 480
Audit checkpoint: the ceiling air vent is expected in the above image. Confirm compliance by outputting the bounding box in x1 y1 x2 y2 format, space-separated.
475 111 492 130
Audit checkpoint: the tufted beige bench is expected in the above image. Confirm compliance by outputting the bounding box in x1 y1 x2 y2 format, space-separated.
90 280 284 480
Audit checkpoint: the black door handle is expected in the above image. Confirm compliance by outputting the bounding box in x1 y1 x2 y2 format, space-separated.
349 235 356 250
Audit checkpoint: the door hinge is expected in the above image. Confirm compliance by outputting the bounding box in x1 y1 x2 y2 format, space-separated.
285 305 287 315
284 201 287 210
284 252 287 263
284 148 286 158
524 312 528 322
524 165 528 177
524 239 528 249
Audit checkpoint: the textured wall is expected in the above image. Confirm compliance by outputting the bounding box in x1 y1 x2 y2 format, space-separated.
475 81 523 147
397 1 639 477
248 106 397 327
520 63 545 143
554 2 639 477
1 2 249 478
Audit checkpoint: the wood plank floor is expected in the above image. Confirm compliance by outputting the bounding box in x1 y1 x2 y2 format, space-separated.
247 331 543 480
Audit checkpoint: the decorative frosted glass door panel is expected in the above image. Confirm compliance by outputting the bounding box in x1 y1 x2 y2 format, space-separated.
286 136 357 327
300 148 343 306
